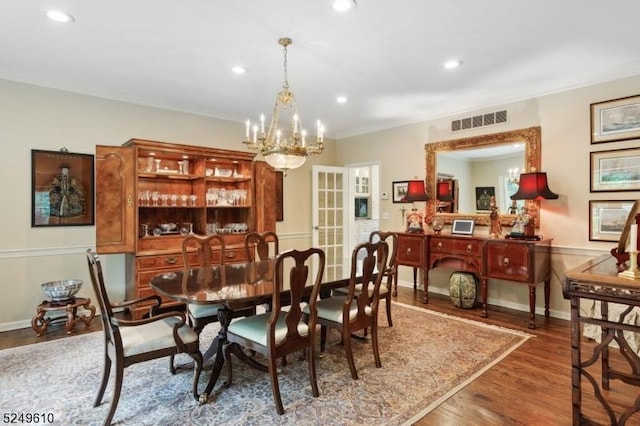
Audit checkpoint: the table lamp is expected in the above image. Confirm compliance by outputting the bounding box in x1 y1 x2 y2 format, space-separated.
401 180 429 233
509 171 558 239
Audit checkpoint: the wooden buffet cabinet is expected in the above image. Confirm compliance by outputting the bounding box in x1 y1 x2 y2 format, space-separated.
394 232 552 329
95 139 276 319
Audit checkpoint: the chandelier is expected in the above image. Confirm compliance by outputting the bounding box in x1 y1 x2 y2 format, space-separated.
243 37 324 173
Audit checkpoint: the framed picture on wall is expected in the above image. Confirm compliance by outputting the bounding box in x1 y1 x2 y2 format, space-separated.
589 200 634 242
475 186 495 212
590 147 640 192
392 181 409 203
31 149 95 227
591 94 640 144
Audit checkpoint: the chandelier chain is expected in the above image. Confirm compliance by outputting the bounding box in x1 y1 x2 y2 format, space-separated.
282 42 289 90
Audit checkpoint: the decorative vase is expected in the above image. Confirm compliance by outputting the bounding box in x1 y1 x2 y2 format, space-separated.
449 272 478 309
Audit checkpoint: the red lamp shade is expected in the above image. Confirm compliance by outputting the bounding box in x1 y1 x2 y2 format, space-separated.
437 181 454 202
510 172 558 200
401 180 429 202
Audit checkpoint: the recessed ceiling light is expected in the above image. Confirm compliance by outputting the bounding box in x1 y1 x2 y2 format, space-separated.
444 59 462 69
332 0 357 12
231 65 246 74
45 10 75 23
336 95 348 104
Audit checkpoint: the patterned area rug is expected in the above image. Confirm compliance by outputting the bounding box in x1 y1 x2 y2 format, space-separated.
0 302 531 425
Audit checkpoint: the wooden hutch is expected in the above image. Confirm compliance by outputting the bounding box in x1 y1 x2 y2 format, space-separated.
95 139 276 319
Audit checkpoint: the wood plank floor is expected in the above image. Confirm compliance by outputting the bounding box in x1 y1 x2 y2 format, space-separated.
2 287 638 425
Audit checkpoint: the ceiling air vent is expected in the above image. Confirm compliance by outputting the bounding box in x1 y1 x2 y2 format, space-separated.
451 109 508 132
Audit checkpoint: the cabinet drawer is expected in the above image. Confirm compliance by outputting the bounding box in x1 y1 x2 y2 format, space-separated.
485 242 531 282
430 237 482 257
396 235 425 266
138 253 184 270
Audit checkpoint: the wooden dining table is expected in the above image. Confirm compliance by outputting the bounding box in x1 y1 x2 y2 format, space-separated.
150 259 353 404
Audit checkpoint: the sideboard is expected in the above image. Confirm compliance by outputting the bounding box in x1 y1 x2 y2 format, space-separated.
394 232 552 329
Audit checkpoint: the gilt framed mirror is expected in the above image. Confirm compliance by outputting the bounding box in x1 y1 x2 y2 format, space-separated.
424 126 541 226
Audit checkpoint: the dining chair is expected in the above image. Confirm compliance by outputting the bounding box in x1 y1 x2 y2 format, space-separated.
244 231 279 261
312 239 389 380
223 247 326 415
86 250 203 426
333 230 397 327
170 235 256 369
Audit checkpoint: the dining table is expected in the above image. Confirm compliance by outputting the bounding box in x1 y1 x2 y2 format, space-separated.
150 259 354 404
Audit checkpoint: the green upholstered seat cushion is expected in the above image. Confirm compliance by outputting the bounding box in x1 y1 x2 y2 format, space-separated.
188 303 221 318
227 310 309 347
119 316 198 357
304 296 369 323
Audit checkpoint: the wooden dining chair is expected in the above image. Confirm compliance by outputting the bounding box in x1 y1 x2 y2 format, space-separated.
223 247 326 415
333 231 397 327
244 231 279 261
86 250 203 426
170 235 256 370
312 240 389 380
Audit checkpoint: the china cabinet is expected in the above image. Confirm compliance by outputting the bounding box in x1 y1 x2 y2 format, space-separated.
96 139 276 319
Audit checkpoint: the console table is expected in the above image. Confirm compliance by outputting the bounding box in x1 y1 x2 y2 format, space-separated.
564 254 640 425
394 232 552 329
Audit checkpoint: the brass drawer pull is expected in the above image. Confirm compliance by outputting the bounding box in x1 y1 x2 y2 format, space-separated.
406 248 412 255
437 242 443 249
467 244 472 252
166 256 177 265
226 251 236 258
503 257 510 267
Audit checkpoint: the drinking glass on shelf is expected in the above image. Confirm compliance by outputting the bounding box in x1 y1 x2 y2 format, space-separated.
151 191 160 206
180 194 189 206
170 194 178 206
189 195 197 206
160 193 169 206
177 161 184 175
138 190 148 206
154 159 161 172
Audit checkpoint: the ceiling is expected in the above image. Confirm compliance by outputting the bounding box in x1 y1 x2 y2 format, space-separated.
1 1 639 139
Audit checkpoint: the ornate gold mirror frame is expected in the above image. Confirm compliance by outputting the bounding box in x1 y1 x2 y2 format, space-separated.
424 126 541 226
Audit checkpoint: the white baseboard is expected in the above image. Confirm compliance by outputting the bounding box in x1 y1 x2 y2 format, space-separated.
395 280 570 321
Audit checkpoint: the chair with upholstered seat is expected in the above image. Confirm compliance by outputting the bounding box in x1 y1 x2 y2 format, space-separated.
223 247 326 415
86 250 203 426
334 230 397 327
170 235 256 369
181 234 257 334
244 231 279 261
313 240 388 380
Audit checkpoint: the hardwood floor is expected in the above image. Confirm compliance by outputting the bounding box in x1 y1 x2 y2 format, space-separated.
2 288 638 425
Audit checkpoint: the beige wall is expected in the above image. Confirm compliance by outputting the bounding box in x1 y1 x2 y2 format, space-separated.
2 74 639 330
0 79 337 330
336 74 640 320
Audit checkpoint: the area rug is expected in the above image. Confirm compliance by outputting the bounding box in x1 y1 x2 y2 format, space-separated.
0 302 531 425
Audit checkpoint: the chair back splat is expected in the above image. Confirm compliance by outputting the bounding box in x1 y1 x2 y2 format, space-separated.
224 247 325 415
244 231 279 261
86 249 203 425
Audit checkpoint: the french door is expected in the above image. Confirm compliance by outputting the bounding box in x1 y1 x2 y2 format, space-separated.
312 166 349 281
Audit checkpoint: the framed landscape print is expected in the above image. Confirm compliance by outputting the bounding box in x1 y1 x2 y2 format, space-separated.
589 200 634 242
591 94 640 144
31 149 95 227
392 181 409 203
590 147 640 192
